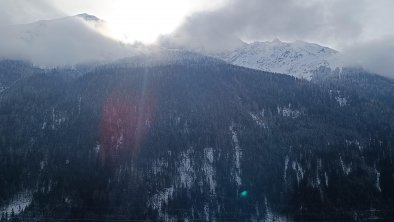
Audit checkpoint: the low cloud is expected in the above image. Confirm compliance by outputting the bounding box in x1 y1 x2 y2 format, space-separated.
332 37 394 78
0 15 136 67
0 1 136 67
0 0 61 25
167 0 365 52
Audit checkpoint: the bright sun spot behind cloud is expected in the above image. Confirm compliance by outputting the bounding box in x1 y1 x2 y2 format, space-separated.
51 0 224 43
107 0 190 43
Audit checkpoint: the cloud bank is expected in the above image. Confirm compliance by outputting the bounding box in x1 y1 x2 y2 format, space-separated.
0 15 136 67
0 0 61 25
0 1 137 67
333 37 394 78
169 0 365 51
167 0 394 77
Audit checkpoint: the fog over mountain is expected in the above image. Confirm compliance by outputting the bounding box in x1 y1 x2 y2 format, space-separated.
0 0 61 25
168 0 363 51
0 14 137 67
332 36 394 78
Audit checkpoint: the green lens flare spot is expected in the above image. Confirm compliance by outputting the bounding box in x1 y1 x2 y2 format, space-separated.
240 190 248 198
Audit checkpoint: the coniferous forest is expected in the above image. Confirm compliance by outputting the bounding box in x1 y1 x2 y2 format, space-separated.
1 56 394 221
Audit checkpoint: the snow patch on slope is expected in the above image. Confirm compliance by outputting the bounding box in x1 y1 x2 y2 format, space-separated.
178 148 195 189
0 191 32 219
374 167 382 192
249 110 268 128
277 105 301 119
203 147 216 195
230 124 242 186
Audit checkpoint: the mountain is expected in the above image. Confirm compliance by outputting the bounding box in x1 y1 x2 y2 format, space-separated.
1 52 394 221
214 39 337 80
0 14 135 67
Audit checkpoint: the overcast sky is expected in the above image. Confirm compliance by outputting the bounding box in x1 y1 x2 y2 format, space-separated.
0 0 393 77
1 0 392 49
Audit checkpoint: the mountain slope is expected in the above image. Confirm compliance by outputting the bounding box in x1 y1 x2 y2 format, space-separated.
1 54 394 221
215 39 337 79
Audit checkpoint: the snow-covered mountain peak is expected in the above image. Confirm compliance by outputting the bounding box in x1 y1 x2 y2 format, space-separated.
216 39 337 80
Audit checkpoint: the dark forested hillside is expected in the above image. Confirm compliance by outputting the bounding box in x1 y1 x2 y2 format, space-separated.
1 57 394 221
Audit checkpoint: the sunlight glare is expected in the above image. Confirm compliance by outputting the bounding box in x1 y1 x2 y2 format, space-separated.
51 0 225 43
106 0 200 43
